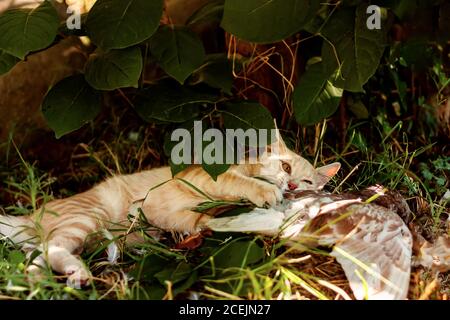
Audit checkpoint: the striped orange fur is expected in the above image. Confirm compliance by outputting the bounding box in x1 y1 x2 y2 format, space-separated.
0 134 340 286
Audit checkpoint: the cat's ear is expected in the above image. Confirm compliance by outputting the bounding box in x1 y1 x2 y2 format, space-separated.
316 162 341 187
270 120 288 153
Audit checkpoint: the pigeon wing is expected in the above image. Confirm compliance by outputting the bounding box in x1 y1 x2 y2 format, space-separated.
311 204 413 300
205 208 285 235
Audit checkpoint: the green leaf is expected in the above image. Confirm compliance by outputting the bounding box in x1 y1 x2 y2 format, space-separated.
202 163 231 181
128 255 197 299
149 26 205 84
0 50 19 75
400 40 434 69
436 177 446 186
222 101 274 131
84 47 143 90
220 101 275 151
165 120 206 177
321 4 389 92
8 250 25 265
392 0 417 20
221 0 320 43
293 62 343 126
153 261 198 298
187 0 224 26
86 0 163 50
128 254 170 282
164 120 231 180
221 101 274 148
169 160 190 177
421 167 433 181
213 239 264 269
163 120 201 157
41 75 101 138
191 54 234 94
28 249 42 264
0 0 59 59
135 83 217 123
154 261 192 286
141 284 166 300
172 271 198 297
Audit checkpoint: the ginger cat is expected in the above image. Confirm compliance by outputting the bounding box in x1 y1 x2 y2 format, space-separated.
0 131 340 285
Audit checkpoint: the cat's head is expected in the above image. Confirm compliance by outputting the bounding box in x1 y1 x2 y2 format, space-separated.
256 130 341 191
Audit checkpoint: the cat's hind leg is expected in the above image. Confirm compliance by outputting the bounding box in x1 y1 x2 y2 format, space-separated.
46 238 90 287
27 237 90 288
25 233 92 287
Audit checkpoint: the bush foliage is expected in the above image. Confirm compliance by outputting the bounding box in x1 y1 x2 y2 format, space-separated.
0 0 449 177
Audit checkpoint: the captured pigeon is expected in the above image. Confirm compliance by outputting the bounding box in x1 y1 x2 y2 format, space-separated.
206 186 450 300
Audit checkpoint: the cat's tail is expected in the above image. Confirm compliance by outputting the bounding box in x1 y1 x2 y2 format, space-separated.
205 208 284 235
0 214 34 245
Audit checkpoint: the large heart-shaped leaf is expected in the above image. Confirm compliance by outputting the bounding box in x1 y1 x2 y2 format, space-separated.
165 120 231 180
42 75 101 138
169 160 190 177
221 101 275 149
321 5 389 92
221 0 320 43
191 54 234 94
86 0 163 50
213 239 264 269
0 50 19 75
131 257 197 299
293 62 343 126
202 163 230 181
149 26 205 84
0 0 59 59
135 83 217 123
165 119 226 178
128 254 170 282
222 101 274 130
84 47 143 90
187 0 225 26
154 262 193 286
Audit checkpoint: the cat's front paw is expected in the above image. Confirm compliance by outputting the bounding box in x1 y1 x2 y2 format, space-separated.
247 183 283 207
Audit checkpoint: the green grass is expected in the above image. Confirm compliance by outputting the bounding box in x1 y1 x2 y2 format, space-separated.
0 114 449 300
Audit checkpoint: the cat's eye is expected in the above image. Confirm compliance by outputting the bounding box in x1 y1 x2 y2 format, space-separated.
301 179 313 185
282 162 291 174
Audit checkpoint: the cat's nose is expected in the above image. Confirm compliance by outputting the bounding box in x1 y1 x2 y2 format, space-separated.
288 182 298 190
